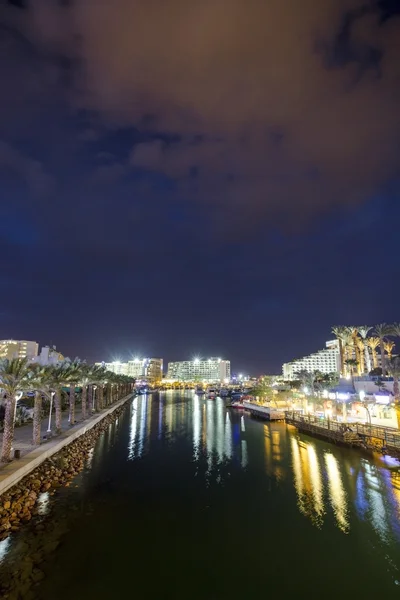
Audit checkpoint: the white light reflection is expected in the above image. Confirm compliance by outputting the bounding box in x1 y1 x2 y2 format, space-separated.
241 440 248 469
138 396 147 457
364 462 389 542
193 396 201 460
37 492 50 516
216 400 224 462
224 412 232 460
0 537 11 564
325 453 349 533
128 398 138 459
241 415 245 432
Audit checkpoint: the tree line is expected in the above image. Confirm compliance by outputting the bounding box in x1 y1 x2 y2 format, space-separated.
0 358 135 463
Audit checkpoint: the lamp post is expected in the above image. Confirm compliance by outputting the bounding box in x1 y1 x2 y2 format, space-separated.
92 385 97 412
47 391 55 433
13 391 23 423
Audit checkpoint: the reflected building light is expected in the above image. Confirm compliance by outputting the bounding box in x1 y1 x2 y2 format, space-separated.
206 400 214 457
272 430 282 462
37 492 50 516
138 396 147 457
364 462 389 542
324 453 349 533
216 400 224 463
193 396 201 460
241 439 248 469
224 412 232 460
158 399 163 439
0 537 11 564
128 398 138 459
86 447 94 470
291 437 306 517
307 444 324 523
264 425 272 474
241 415 245 432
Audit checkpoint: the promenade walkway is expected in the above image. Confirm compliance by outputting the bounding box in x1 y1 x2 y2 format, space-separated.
0 395 133 495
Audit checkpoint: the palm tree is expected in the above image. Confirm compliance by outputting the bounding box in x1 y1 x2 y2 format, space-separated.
332 326 347 376
0 358 33 462
374 323 393 377
356 338 365 374
89 365 108 411
358 326 372 373
367 337 380 369
30 364 54 446
385 357 400 428
384 340 395 360
48 362 72 434
79 364 92 420
346 327 362 375
65 360 85 425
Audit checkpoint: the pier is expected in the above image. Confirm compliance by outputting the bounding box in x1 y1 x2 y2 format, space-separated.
285 411 400 459
243 402 285 421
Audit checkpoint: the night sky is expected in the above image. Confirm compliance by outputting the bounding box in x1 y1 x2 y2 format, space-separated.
1 1 400 375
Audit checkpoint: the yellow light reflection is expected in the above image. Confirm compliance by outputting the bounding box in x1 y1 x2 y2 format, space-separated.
291 437 324 527
325 453 349 533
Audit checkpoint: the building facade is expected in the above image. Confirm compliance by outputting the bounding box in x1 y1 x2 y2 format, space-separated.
0 340 39 360
97 358 163 382
31 346 65 366
167 358 231 382
282 340 340 380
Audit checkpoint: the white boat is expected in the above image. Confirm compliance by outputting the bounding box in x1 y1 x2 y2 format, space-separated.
195 386 206 395
207 388 217 399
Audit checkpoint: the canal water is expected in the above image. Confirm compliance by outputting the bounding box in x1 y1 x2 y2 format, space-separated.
1 392 400 598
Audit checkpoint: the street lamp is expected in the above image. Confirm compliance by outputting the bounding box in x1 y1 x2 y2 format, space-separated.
47 391 55 433
13 391 23 423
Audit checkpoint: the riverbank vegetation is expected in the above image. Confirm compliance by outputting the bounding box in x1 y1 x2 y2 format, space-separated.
0 358 135 463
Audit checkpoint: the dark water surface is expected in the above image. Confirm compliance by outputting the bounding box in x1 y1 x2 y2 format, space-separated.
1 392 400 598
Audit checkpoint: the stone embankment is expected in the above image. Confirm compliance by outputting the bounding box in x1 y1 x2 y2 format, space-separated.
0 398 131 541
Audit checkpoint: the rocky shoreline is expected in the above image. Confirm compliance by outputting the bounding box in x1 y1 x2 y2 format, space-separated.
0 399 131 598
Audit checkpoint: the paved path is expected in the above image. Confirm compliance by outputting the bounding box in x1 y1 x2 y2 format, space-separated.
1 407 101 463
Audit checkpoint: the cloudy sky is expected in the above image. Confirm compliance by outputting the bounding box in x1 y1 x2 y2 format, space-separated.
1 0 400 373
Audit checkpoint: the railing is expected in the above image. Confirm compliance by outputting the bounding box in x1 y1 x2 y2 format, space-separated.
285 412 400 450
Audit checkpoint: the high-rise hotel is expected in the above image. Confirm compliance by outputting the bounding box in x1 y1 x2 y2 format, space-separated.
167 358 231 382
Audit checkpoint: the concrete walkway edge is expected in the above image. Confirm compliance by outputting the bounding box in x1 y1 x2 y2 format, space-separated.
0 394 134 497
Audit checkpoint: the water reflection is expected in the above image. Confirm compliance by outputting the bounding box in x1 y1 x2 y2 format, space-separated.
324 453 349 533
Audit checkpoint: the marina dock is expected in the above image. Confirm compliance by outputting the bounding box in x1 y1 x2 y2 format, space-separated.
285 411 400 459
243 402 285 421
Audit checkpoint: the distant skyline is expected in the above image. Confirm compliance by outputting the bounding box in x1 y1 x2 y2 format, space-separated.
1 1 400 374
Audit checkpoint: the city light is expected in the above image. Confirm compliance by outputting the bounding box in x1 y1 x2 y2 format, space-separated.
194 357 200 364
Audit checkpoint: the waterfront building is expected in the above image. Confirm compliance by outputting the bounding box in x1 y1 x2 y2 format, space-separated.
31 345 65 366
97 358 163 382
0 339 38 360
167 358 231 382
282 340 340 380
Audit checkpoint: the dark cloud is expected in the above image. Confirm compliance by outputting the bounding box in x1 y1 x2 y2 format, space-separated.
0 1 400 371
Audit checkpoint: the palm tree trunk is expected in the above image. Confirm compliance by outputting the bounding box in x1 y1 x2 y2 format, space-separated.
69 384 75 425
88 385 93 415
393 376 400 429
107 383 111 407
1 396 15 462
33 391 42 446
55 389 62 434
364 343 371 373
99 385 104 410
94 386 100 412
380 339 386 376
372 348 378 368
82 385 87 419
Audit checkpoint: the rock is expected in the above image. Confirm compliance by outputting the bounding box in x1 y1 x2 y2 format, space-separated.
3 501 11 510
31 569 45 583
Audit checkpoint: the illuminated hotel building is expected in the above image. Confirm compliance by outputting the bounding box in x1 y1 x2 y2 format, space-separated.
167 358 231 382
282 340 340 380
0 339 39 360
97 358 163 382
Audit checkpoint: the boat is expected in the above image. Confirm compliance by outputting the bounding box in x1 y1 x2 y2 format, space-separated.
219 388 229 397
195 386 206 395
207 388 217 399
226 400 245 409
